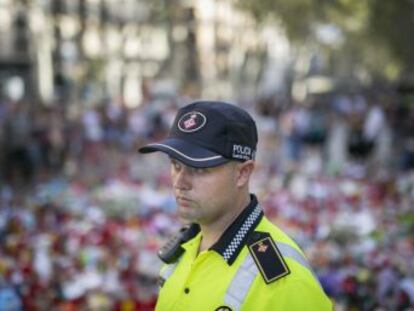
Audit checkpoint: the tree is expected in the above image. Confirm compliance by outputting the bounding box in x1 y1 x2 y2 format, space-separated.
236 0 414 83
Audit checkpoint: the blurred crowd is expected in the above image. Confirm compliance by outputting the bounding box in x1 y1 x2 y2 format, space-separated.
0 92 413 310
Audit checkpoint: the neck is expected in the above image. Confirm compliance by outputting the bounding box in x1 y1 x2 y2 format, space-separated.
199 192 251 252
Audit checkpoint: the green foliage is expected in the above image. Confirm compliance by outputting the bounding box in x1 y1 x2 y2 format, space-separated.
236 0 414 81
369 0 414 73
236 0 319 40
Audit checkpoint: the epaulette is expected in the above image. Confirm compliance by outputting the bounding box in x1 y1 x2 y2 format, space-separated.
247 231 290 284
158 223 200 264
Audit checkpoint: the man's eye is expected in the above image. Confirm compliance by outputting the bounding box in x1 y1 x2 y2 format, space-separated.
171 161 181 170
193 167 208 174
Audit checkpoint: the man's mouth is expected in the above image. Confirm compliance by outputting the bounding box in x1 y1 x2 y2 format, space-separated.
176 195 192 206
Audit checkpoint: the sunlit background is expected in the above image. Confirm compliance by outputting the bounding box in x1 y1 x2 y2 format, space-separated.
0 0 413 310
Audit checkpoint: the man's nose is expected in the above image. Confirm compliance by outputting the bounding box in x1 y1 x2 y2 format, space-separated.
174 168 192 190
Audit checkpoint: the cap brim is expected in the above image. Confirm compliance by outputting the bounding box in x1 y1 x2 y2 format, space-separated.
138 138 229 168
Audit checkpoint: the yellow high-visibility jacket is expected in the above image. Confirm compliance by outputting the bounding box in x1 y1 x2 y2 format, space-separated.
156 196 333 311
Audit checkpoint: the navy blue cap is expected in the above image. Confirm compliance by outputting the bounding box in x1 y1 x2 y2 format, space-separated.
139 100 258 168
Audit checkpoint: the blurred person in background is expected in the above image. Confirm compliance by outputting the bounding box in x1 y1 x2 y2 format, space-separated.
139 100 332 310
2 101 33 188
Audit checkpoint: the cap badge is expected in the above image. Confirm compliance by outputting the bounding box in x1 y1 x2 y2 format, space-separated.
178 111 206 133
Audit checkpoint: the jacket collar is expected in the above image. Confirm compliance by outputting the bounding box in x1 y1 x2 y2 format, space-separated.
210 194 263 265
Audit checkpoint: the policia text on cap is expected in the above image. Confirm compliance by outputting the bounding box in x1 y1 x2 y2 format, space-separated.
139 101 332 311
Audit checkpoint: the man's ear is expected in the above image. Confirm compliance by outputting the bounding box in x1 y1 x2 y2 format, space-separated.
235 160 255 188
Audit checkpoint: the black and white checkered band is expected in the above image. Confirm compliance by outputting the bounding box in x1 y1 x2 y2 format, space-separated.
222 205 262 263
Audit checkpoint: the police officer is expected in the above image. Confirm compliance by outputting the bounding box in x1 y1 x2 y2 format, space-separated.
139 101 332 311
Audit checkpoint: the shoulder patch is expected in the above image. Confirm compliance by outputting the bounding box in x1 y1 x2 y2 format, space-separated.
247 231 290 284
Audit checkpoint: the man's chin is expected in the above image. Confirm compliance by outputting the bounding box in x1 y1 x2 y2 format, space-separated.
178 218 193 225
177 210 197 224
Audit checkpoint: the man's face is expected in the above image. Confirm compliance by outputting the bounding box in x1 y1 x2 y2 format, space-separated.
170 159 239 225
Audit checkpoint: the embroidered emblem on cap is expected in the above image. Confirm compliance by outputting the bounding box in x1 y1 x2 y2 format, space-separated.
178 111 206 133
